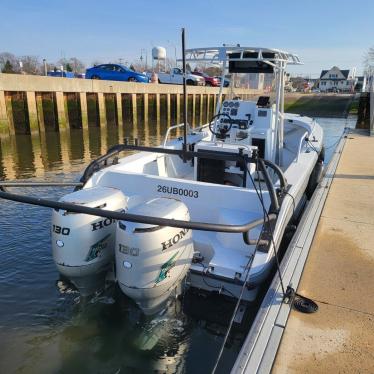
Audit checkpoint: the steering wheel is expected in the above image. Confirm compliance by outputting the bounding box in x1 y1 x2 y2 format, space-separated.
209 113 233 138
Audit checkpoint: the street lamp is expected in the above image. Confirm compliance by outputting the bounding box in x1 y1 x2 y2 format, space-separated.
43 59 47 76
140 49 148 70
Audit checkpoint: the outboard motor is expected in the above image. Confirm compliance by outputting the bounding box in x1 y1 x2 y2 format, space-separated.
116 198 194 315
52 186 128 295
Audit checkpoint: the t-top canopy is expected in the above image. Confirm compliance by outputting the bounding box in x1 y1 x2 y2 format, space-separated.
182 46 302 73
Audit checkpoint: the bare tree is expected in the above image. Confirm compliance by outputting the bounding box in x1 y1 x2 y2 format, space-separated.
129 62 143 72
20 55 42 75
69 57 85 73
57 57 86 73
204 66 222 77
91 60 103 67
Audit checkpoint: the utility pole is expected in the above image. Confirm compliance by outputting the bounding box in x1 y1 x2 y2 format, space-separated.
141 49 148 70
43 59 47 76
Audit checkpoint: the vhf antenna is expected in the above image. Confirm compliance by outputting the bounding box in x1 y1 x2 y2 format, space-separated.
181 27 188 162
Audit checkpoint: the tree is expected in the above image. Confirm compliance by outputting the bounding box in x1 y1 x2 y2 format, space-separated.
91 60 103 67
0 52 20 73
20 55 42 75
204 66 222 77
69 57 85 73
2 60 15 73
57 57 85 73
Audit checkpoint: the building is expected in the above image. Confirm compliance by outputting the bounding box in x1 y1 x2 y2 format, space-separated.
319 66 357 92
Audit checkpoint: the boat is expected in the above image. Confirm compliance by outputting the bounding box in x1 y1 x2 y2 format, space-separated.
0 43 324 315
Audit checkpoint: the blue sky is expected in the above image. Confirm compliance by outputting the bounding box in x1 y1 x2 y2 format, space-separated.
1 0 373 77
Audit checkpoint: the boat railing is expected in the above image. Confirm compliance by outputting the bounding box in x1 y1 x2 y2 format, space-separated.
193 123 210 132
77 143 287 212
163 123 190 147
162 122 210 146
79 143 253 186
296 131 309 162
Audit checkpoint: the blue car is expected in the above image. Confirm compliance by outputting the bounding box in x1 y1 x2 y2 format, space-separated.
85 64 149 83
47 71 75 78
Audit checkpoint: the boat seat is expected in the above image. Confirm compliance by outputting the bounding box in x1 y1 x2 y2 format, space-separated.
195 208 262 280
209 242 250 280
216 208 262 250
165 154 193 179
156 156 167 177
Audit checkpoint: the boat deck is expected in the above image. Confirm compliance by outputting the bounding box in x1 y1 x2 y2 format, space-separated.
272 130 374 373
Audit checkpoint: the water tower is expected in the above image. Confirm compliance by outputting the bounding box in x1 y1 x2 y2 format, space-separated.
152 46 166 72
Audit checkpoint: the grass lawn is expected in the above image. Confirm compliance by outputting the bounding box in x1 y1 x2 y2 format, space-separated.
284 94 354 117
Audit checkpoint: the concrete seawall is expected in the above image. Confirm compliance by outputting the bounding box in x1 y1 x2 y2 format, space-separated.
284 93 356 118
0 74 261 138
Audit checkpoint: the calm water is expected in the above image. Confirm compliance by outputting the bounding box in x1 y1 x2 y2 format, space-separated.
0 116 356 373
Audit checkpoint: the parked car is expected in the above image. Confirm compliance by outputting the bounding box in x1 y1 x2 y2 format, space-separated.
85 64 149 83
214 76 230 87
47 71 75 78
157 67 205 85
192 71 220 86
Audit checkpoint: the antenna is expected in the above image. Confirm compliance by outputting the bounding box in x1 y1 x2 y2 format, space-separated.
181 28 188 162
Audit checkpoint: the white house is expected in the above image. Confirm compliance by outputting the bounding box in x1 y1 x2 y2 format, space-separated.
319 66 357 92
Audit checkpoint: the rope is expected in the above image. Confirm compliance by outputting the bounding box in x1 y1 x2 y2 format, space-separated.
211 252 256 374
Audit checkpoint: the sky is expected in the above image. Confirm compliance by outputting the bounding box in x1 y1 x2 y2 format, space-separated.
1 0 373 77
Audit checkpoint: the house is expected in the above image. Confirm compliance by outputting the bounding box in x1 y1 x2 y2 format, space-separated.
319 66 357 92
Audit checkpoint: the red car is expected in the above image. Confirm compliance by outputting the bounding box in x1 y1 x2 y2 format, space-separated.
192 71 220 86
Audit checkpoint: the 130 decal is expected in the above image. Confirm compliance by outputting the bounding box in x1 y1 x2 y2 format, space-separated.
52 225 70 235
157 185 199 198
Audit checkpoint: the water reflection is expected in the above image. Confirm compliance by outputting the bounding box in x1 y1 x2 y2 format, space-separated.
6 112 205 180
0 124 167 181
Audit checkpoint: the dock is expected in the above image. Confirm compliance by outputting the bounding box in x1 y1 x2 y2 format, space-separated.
232 128 374 373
